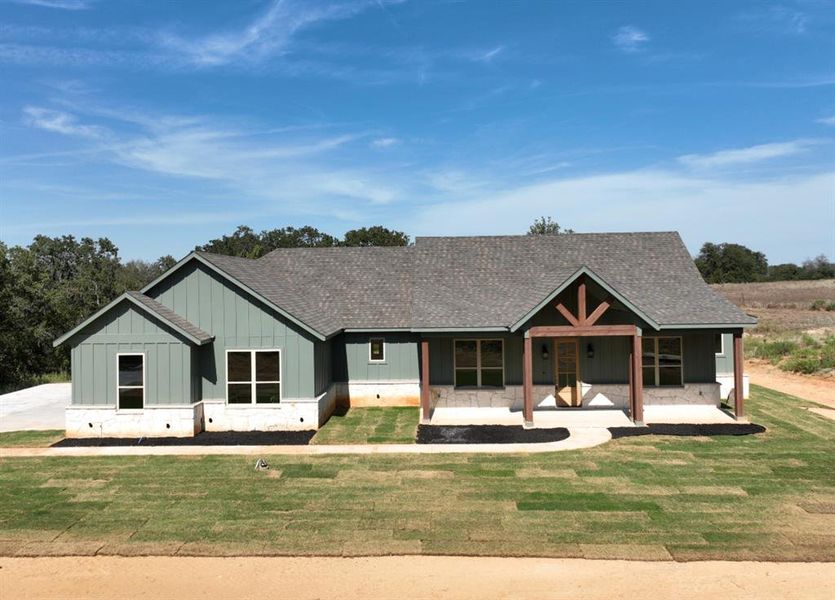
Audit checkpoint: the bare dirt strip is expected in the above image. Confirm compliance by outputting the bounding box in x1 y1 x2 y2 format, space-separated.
747 360 835 408
2 556 833 600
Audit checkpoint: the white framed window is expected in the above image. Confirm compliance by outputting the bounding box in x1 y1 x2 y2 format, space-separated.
454 339 504 388
714 333 725 356
226 349 281 405
117 353 144 410
641 337 683 387
369 337 385 363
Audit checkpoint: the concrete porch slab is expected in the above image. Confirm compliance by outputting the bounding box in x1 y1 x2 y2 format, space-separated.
643 405 736 424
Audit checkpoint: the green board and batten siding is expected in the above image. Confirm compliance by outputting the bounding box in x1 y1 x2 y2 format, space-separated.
331 333 419 382
69 302 196 406
147 261 319 400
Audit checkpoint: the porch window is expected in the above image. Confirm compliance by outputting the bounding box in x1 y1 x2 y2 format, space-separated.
454 339 504 388
117 353 144 410
227 350 281 404
714 333 724 356
641 337 683 387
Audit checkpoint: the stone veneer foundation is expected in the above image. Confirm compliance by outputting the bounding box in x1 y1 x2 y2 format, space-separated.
430 382 721 411
65 390 336 438
333 381 420 407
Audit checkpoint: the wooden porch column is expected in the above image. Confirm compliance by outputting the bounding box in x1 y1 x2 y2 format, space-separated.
733 330 744 419
420 339 430 423
631 334 644 424
523 335 533 427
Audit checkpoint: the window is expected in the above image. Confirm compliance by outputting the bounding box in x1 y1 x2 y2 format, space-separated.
454 339 504 388
226 350 281 404
641 337 683 387
714 333 725 356
117 353 144 409
369 337 385 362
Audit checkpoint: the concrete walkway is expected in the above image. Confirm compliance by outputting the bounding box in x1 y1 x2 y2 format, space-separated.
0 383 70 432
0 427 612 457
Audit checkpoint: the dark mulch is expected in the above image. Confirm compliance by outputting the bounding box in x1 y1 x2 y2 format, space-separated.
416 425 570 444
608 423 766 439
52 430 316 447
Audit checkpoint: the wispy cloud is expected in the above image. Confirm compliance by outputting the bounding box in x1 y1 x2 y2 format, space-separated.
473 45 504 63
371 137 400 148
737 5 810 35
12 0 93 9
677 140 818 169
23 106 105 138
157 0 392 68
612 26 649 53
818 115 835 126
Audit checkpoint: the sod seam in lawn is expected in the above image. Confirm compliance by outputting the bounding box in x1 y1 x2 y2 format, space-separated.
0 385 833 561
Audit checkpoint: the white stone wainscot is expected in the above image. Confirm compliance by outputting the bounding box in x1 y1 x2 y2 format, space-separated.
334 381 420 407
66 404 202 438
429 383 719 410
716 374 750 401
203 390 335 432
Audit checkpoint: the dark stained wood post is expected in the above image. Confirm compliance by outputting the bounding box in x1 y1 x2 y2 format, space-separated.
631 334 644 424
523 334 534 427
733 330 744 419
420 338 430 423
577 275 587 325
627 345 634 420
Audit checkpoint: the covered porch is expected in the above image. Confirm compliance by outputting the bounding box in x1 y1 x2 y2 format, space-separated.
418 270 747 427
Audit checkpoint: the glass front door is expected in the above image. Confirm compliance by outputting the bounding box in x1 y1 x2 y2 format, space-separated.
555 339 580 407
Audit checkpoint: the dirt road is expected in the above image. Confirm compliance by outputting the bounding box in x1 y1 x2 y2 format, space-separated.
747 360 835 408
2 556 833 600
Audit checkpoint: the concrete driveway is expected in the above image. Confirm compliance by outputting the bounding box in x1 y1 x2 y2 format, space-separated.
0 383 70 432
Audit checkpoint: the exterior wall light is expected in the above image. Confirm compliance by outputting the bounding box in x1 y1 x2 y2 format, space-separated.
587 343 595 359
542 344 549 360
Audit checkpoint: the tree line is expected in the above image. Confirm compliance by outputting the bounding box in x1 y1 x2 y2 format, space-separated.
694 242 834 284
1 219 830 389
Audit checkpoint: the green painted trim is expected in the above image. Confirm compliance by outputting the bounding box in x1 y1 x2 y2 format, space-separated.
141 252 327 341
657 323 756 330
509 266 660 332
411 327 509 333
53 293 213 348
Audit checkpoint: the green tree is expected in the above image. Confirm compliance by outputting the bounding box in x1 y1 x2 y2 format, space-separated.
196 225 263 258
694 242 769 284
117 255 177 291
801 255 835 280
260 226 338 250
341 226 409 247
527 216 574 235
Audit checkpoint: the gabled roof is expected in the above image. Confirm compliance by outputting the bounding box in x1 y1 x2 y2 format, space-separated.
53 292 213 347
58 231 755 347
410 232 756 330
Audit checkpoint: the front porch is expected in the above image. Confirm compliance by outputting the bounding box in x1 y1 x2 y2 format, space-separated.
418 270 747 427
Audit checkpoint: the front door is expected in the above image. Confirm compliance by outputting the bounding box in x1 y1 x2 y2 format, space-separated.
555 339 581 407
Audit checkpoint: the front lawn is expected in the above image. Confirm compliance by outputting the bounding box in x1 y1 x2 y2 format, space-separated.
0 430 64 448
0 386 833 560
311 406 418 444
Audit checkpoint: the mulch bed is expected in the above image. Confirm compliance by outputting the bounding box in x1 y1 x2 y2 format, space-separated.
52 430 316 447
416 425 570 444
608 423 766 439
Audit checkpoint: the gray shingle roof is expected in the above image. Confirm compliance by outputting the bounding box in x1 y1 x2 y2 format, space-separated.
192 232 754 336
126 292 214 344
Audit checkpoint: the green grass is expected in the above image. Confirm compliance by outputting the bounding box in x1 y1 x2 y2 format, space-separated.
311 406 418 444
0 430 64 448
0 385 833 560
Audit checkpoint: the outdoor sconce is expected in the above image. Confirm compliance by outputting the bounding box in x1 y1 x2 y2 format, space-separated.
587 343 595 359
541 344 549 360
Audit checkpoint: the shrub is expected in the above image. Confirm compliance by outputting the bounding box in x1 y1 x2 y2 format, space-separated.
810 299 827 311
753 339 798 363
782 356 821 374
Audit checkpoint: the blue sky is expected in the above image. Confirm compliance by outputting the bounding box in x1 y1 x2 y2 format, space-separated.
0 0 833 263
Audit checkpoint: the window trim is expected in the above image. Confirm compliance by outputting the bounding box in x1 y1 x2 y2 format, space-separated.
368 337 386 363
642 336 684 388
453 338 505 389
714 333 725 357
116 352 145 411
225 349 282 406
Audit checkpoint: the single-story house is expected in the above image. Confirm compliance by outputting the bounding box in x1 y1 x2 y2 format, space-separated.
54 232 756 438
